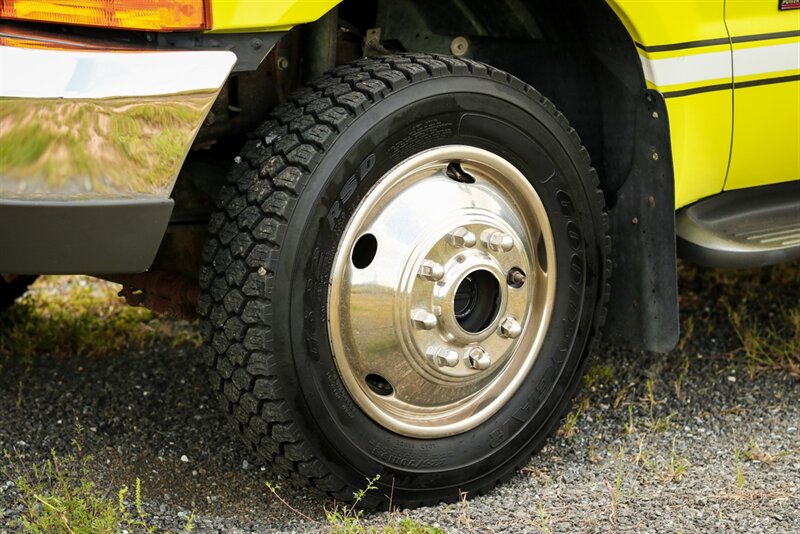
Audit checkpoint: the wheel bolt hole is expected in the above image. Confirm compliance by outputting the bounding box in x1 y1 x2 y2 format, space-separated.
446 162 476 184
507 267 526 288
352 233 377 269
454 269 501 333
365 374 393 396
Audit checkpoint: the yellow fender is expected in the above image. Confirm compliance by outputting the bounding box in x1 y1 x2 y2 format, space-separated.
208 0 341 32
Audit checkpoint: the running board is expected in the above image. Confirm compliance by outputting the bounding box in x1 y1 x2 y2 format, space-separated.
677 182 800 268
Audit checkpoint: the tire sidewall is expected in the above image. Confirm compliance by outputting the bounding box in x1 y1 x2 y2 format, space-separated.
275 74 602 497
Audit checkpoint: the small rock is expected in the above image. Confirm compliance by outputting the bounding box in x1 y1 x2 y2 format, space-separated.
180 455 189 463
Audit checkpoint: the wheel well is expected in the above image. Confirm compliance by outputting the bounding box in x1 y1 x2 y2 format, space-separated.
349 0 647 205
180 0 647 211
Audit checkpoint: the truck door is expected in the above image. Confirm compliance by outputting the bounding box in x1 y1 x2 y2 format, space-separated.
724 0 800 191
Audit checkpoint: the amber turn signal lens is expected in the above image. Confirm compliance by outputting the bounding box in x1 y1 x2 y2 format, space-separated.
0 0 208 31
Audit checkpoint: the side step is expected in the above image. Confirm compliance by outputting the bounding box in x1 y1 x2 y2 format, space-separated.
677 181 800 268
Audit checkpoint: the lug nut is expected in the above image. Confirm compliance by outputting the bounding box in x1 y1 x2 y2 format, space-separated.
417 260 444 281
465 346 491 370
481 230 514 252
507 267 526 287
447 227 477 248
499 317 522 339
427 346 459 368
411 309 437 330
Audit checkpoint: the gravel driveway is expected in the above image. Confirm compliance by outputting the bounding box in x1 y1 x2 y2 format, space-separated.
1 262 798 533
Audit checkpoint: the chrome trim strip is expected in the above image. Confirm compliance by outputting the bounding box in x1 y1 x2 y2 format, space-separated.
1 46 236 99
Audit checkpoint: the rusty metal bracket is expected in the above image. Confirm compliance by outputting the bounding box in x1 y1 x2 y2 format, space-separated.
105 272 199 320
364 28 393 56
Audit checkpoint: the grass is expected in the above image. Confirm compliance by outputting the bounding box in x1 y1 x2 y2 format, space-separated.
678 260 800 377
638 437 691 483
536 500 551 534
0 276 200 365
557 398 588 439
1 260 797 531
557 363 616 440
734 450 746 494
542 261 800 530
583 363 615 391
0 277 200 532
10 450 122 533
2 420 195 533
741 437 787 465
604 446 625 524
729 305 800 377
266 475 443 533
665 438 690 481
577 261 799 528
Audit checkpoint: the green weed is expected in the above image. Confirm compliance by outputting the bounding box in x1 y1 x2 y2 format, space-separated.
4 447 149 532
664 437 689 482
729 304 800 377
604 446 625 524
558 399 586 439
734 450 745 493
536 500 551 533
266 475 444 533
3 418 198 533
584 363 614 390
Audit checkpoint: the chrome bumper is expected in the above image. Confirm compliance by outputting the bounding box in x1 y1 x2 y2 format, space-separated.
0 27 236 274
0 28 236 201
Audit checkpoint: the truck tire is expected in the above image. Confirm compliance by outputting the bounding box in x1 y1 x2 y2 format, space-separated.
0 276 35 312
198 54 610 506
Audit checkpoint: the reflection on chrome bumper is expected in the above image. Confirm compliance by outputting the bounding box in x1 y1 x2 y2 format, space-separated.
0 30 236 200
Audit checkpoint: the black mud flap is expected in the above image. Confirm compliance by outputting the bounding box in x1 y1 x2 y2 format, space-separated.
604 90 680 354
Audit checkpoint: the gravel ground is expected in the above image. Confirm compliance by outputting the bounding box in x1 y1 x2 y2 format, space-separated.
1 263 798 533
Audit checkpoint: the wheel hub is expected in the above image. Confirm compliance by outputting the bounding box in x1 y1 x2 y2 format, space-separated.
328 145 556 438
413 242 517 379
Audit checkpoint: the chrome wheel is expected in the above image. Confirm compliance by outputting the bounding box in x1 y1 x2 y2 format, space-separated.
329 145 556 438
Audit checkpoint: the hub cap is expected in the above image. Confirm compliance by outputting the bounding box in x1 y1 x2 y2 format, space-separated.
328 145 556 438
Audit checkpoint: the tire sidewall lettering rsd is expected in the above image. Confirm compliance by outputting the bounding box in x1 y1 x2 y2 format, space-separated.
283 77 599 491
326 153 377 231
